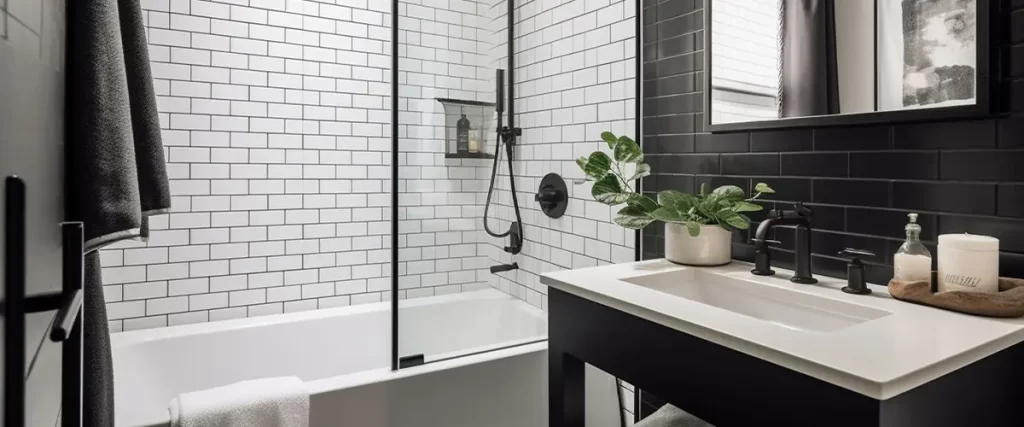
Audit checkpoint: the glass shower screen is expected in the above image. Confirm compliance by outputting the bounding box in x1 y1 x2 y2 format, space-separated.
393 0 544 368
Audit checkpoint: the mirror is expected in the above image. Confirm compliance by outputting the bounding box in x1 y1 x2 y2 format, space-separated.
707 0 988 130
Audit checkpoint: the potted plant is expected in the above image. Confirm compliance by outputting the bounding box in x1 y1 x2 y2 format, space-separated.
576 131 774 266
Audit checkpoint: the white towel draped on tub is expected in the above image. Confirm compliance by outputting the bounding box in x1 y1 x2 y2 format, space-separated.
169 377 309 427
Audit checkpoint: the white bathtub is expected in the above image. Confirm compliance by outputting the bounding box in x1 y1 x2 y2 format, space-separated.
112 289 549 427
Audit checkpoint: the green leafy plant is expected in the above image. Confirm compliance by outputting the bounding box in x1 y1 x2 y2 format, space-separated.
576 131 775 236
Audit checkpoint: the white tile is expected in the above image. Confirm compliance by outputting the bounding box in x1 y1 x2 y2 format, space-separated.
124 316 168 331
147 296 189 315
209 306 247 321
229 289 266 306
169 311 209 326
169 278 210 296
248 302 283 317
123 281 168 301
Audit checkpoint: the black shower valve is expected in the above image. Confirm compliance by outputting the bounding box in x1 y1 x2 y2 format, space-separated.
536 173 568 218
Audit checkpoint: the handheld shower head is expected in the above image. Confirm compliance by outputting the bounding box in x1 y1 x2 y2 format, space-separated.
495 69 505 114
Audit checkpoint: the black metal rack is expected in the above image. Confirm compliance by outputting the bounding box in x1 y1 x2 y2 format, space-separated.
3 176 84 427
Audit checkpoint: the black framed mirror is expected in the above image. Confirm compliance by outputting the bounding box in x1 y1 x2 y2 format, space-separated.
705 0 996 132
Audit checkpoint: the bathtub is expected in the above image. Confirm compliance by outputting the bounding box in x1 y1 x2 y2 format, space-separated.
112 289 549 427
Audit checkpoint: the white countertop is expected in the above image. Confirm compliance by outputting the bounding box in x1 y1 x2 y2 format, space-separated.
540 259 1024 400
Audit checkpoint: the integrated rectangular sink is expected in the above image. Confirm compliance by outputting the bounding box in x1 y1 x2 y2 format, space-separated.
622 269 891 333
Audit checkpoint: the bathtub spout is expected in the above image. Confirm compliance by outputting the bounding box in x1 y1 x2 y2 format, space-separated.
490 262 519 274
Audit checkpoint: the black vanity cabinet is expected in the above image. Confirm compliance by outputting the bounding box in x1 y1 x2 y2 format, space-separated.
548 287 1024 427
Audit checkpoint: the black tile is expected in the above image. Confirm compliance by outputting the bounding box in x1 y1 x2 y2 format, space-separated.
810 230 889 262
892 182 996 215
655 174 697 194
812 179 890 207
1014 80 1024 112
941 151 1024 182
750 129 813 152
654 93 701 115
720 154 779 176
646 134 695 154
892 120 997 149
1014 9 1024 43
657 33 696 58
643 25 657 45
998 184 1024 218
780 153 848 177
750 177 812 203
657 0 696 21
657 11 701 40
864 263 896 286
849 152 938 180
656 52 699 77
804 205 845 232
643 114 696 135
846 208 938 241
643 43 658 62
813 125 890 151
643 5 658 28
997 116 1024 148
939 215 1024 253
695 132 749 153
694 176 749 195
999 252 1024 281
659 154 719 174
655 73 697 96
1012 45 1024 78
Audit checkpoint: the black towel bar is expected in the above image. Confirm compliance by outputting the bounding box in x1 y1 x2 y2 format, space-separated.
3 176 85 427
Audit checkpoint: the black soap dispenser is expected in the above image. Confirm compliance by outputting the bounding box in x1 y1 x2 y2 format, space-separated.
456 114 471 153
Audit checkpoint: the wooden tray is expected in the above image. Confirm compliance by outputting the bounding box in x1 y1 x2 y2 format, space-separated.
888 276 1024 318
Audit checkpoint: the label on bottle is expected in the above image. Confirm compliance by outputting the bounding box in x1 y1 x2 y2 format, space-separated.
457 129 469 152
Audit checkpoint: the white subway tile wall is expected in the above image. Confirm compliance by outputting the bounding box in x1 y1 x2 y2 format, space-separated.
394 0 505 299
484 0 637 310
104 0 490 333
102 0 637 340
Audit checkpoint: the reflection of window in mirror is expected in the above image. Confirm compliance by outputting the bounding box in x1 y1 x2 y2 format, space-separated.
710 0 876 125
877 0 977 112
710 0 781 125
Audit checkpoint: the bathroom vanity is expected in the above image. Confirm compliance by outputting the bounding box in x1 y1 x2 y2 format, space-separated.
542 260 1024 427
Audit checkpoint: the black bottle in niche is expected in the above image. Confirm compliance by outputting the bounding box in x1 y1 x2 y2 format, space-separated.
457 114 471 153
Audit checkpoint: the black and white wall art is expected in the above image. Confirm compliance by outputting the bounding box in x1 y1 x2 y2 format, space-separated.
879 0 977 110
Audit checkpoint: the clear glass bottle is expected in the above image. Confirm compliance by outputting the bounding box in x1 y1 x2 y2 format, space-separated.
894 213 933 282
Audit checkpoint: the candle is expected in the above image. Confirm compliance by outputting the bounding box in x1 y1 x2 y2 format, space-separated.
937 234 999 293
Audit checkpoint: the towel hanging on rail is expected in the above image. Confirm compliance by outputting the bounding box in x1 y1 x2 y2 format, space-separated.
65 0 172 426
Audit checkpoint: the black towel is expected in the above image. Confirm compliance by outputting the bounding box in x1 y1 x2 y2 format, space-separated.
65 0 171 425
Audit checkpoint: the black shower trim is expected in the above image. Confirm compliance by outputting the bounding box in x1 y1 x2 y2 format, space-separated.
390 0 399 372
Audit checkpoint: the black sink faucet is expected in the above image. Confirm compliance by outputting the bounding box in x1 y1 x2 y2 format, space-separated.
751 202 817 284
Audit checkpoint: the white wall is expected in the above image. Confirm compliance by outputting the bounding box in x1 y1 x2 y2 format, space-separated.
485 0 637 307
101 0 397 332
395 0 501 300
483 0 639 421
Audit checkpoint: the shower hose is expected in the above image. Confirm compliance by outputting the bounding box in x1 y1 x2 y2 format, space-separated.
483 128 524 244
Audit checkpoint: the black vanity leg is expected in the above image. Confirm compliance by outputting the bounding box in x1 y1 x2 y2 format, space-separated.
549 347 585 427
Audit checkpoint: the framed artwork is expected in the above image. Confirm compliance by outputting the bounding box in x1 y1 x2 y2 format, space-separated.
878 0 977 111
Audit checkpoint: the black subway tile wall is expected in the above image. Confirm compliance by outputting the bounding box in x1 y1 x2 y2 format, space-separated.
641 0 1024 284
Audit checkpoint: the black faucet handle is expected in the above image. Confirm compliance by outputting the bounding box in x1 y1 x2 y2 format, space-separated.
837 248 876 261
793 202 813 217
838 248 874 295
750 238 781 246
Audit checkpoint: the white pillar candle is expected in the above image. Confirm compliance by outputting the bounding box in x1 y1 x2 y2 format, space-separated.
937 234 999 293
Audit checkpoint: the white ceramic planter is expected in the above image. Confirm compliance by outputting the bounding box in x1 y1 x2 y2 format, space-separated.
665 223 733 266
